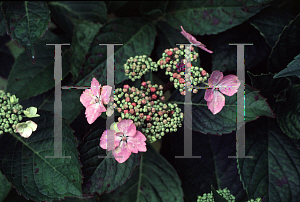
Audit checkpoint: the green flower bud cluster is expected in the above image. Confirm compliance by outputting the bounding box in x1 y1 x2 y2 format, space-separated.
158 46 210 95
197 188 261 202
113 83 183 143
124 55 158 82
0 90 24 135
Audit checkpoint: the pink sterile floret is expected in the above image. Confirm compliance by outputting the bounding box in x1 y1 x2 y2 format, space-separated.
151 94 157 100
150 87 156 93
167 51 173 56
173 73 178 78
179 78 185 84
142 82 147 87
201 70 207 76
99 119 147 163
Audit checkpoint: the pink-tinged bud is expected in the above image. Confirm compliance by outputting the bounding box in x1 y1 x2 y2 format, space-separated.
165 57 170 63
171 110 174 114
150 87 156 93
124 110 129 114
142 93 145 97
179 78 185 84
142 82 147 87
142 99 147 104
133 58 137 62
123 84 129 89
131 87 136 92
163 60 166 65
131 72 136 76
158 111 163 116
180 91 186 95
132 66 135 70
193 54 197 60
166 67 171 72
124 104 128 109
191 46 194 51
201 70 207 76
174 54 179 59
150 101 154 105
164 49 169 53
125 69 129 73
137 100 141 105
152 94 157 100
118 117 122 122
160 60 164 65
174 47 178 51
193 89 198 93
147 123 152 128
151 108 156 113
132 102 136 107
161 96 165 101
167 50 173 56
146 115 151 121
123 88 128 93
176 74 181 79
173 73 178 78
139 113 144 119
159 85 163 90
117 108 122 113
125 97 130 102
148 107 151 111
130 109 135 114
142 64 146 69
135 108 139 113
186 62 191 68
147 81 151 84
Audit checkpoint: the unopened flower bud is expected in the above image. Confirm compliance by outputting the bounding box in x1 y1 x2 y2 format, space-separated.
124 110 129 114
125 97 130 102
130 109 135 114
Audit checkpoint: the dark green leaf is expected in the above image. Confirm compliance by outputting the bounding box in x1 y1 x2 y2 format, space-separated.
0 110 83 201
0 9 6 36
169 128 247 202
0 172 11 202
168 84 275 135
48 1 107 37
273 54 300 79
78 121 141 195
3 1 50 64
140 1 168 21
75 17 155 86
105 1 127 14
268 13 300 73
99 144 184 202
211 23 271 72
164 0 271 35
237 117 300 201
6 31 70 101
249 6 294 47
69 17 102 81
277 85 300 139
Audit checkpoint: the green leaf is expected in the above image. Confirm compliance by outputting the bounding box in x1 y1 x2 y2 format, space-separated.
211 23 271 72
268 13 300 73
0 76 7 92
105 1 127 14
164 0 271 35
2 1 50 64
99 143 184 202
78 121 141 195
237 117 300 201
0 9 6 36
69 17 102 81
48 1 107 37
5 39 25 60
6 31 70 101
169 129 247 202
249 6 294 47
168 84 275 135
277 85 300 139
38 89 83 124
75 17 155 86
140 1 168 21
0 110 83 201
273 54 300 79
0 172 11 202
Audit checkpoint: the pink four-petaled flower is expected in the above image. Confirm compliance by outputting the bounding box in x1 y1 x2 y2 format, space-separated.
204 70 241 115
180 26 213 54
99 120 147 163
80 77 112 124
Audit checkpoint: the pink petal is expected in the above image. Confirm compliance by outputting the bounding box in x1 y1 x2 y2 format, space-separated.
101 85 112 104
117 120 136 137
180 26 201 46
218 75 241 96
91 78 101 97
207 90 225 115
204 89 214 102
127 131 147 153
197 44 213 54
99 130 121 150
112 141 132 163
207 70 223 86
80 89 94 108
85 103 105 124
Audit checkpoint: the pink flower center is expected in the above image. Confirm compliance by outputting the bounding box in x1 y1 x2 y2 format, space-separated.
94 95 101 103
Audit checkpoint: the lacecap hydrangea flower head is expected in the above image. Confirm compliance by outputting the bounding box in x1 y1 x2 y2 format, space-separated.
99 119 147 163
